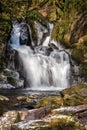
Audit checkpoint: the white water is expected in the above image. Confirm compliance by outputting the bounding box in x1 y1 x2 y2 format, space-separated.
42 23 53 46
9 21 71 91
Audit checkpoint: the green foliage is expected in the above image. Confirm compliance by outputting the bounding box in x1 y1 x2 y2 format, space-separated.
26 10 39 20
0 0 28 19
62 0 87 13
47 10 57 21
51 21 69 42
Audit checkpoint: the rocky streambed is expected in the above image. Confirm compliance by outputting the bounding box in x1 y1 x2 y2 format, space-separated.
0 84 87 130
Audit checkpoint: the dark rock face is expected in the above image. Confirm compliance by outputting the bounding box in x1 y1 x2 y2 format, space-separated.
34 45 53 56
0 69 24 89
69 12 87 44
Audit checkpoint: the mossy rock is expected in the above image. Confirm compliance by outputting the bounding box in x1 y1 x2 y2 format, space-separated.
51 20 70 44
36 96 63 109
62 84 87 106
50 116 85 130
36 84 87 109
62 84 87 96
63 93 86 106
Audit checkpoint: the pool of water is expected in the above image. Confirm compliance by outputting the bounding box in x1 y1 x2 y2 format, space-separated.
0 88 60 97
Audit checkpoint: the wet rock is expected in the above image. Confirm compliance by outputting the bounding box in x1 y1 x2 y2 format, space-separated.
13 96 37 110
0 74 7 84
18 103 51 120
34 45 53 56
19 107 45 121
12 120 50 130
11 114 85 130
0 69 24 89
3 69 19 79
7 76 24 88
53 105 87 115
0 111 21 130
0 95 9 101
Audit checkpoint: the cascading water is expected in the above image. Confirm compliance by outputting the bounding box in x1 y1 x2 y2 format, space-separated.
6 21 71 91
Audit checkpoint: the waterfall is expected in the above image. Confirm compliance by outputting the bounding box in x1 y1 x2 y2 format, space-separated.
6 21 71 91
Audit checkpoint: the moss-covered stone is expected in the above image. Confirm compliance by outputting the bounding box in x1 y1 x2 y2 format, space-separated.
36 84 87 109
36 96 63 109
50 116 85 130
51 19 71 45
62 84 87 106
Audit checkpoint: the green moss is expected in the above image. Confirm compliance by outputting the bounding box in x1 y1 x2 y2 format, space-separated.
36 84 87 109
63 94 86 106
36 96 63 109
51 20 70 43
51 117 75 130
62 84 87 106
26 10 47 24
26 10 39 21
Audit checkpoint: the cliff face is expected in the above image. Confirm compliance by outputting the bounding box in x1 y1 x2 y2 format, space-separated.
0 0 87 78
